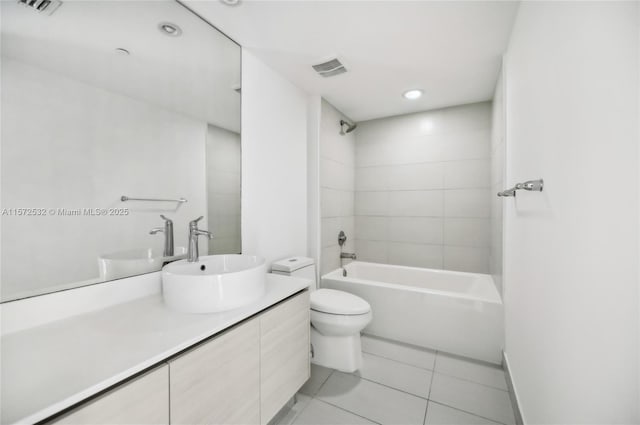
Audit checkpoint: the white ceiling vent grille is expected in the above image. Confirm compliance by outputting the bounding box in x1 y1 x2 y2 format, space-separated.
312 58 347 78
17 0 62 15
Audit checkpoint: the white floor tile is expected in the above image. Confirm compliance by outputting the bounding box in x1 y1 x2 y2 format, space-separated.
361 335 436 370
299 364 334 396
356 353 432 398
273 394 313 425
429 374 514 425
293 399 375 425
435 353 508 391
425 402 500 425
317 371 428 425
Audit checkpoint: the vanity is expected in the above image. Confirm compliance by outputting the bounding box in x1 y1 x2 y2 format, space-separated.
0 2 307 423
0 273 310 425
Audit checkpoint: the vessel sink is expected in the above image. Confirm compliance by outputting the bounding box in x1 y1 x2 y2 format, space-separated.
98 247 187 281
161 255 266 313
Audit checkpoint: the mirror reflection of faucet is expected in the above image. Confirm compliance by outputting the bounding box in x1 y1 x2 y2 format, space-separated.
149 215 174 257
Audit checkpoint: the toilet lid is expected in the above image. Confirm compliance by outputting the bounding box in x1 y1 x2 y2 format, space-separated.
310 289 371 315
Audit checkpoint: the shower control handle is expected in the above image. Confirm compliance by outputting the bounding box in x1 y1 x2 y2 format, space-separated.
338 231 347 247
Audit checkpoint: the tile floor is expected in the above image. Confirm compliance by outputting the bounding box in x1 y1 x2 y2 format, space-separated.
276 335 515 425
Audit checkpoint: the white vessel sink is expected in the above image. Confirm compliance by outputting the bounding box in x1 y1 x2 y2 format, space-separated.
98 247 187 281
161 255 266 313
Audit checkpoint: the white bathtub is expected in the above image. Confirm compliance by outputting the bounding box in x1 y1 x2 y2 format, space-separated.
321 261 504 364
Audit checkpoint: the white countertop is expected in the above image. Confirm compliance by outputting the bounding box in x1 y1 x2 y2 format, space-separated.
1 274 310 425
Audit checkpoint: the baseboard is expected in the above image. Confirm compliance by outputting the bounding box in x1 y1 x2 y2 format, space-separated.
503 351 525 425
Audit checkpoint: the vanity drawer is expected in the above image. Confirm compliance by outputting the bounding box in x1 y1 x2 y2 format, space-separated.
169 318 261 425
50 365 169 425
260 291 310 424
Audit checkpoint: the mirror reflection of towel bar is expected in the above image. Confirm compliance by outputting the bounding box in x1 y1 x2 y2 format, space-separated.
497 179 544 197
120 196 187 203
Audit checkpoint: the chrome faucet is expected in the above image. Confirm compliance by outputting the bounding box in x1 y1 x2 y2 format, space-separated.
188 216 214 262
150 215 174 257
338 231 356 259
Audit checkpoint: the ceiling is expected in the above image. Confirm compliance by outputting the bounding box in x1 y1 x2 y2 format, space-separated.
184 0 519 122
2 0 241 132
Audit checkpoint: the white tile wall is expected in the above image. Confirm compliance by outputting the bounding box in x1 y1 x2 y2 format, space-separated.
355 102 492 273
319 100 355 275
490 71 505 296
389 217 443 245
206 124 241 255
444 189 491 218
387 242 443 269
388 191 443 217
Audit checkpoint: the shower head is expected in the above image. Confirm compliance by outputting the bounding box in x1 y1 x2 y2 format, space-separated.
340 119 357 135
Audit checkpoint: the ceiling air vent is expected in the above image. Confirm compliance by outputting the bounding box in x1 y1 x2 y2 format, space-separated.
312 58 347 78
17 0 62 15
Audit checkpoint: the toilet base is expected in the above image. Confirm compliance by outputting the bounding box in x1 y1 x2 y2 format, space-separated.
310 326 363 373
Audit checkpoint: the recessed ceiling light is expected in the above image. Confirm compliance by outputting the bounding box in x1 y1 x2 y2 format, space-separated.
114 48 130 56
158 22 182 37
220 0 240 5
403 89 423 100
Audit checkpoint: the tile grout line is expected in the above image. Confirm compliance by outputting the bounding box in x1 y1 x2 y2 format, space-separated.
428 351 438 399
354 156 492 169
363 340 509 391
360 348 436 372
284 395 313 425
311 369 335 397
361 350 436 371
422 351 438 424
323 366 432 401
348 373 430 401
427 400 507 425
354 187 493 192
312 397 383 425
431 370 510 393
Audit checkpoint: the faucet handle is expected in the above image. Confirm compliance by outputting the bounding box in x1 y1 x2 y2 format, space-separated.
189 216 204 228
160 214 172 223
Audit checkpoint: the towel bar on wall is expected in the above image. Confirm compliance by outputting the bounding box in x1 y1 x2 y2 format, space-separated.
497 179 544 197
120 196 188 203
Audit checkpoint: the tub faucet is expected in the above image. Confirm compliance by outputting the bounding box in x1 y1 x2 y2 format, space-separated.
187 216 214 262
150 215 174 257
340 252 357 260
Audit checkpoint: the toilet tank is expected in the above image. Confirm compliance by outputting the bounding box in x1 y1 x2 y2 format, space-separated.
271 256 317 290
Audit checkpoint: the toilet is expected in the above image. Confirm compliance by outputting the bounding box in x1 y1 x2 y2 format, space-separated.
271 257 372 373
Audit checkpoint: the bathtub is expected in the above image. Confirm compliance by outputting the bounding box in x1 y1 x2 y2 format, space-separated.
321 261 504 364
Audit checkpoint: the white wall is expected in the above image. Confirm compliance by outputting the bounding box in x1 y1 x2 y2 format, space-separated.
1 58 208 300
241 50 308 267
503 2 639 423
319 100 356 275
206 124 241 255
307 95 322 281
490 71 505 295
354 103 492 273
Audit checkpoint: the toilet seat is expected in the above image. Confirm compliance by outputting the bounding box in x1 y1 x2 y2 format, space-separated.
310 289 370 315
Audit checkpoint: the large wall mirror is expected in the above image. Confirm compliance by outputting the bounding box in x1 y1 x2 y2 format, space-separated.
1 0 241 302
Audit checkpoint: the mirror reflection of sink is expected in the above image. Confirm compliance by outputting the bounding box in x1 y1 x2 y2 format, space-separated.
161 255 266 314
98 247 187 281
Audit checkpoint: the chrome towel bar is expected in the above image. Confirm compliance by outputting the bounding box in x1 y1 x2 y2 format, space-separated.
121 196 188 203
497 179 544 197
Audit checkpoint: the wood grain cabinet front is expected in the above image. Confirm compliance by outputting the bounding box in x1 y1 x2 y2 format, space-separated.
47 290 310 425
260 291 311 424
50 365 169 425
169 318 261 425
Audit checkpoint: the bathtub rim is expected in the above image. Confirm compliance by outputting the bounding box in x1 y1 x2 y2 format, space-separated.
322 261 502 305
